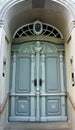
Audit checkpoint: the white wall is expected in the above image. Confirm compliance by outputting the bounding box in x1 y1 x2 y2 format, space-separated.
0 27 11 130
65 27 75 130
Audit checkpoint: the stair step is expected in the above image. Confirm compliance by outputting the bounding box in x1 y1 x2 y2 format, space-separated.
4 122 72 130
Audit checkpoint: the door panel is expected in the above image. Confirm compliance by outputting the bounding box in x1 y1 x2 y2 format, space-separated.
15 97 30 116
46 57 60 92
15 57 31 92
46 97 61 116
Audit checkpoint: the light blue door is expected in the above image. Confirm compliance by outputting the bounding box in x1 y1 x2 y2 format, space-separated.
9 41 67 121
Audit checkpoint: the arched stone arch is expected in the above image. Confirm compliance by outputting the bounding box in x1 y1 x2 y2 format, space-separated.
0 0 74 40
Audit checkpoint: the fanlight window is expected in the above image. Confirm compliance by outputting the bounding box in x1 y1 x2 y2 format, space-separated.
13 21 63 39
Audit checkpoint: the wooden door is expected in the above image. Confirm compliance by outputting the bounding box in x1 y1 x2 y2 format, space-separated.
9 41 67 121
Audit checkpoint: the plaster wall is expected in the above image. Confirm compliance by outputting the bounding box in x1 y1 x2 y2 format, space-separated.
65 27 75 130
0 27 11 130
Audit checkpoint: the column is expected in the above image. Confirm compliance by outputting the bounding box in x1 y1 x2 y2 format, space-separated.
30 54 35 121
0 22 4 105
36 51 40 121
11 52 16 117
59 51 66 118
41 54 46 121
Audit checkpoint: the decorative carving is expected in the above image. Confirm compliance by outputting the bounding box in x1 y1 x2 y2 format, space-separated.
34 41 43 53
18 43 33 54
59 52 64 62
41 42 57 54
12 41 58 55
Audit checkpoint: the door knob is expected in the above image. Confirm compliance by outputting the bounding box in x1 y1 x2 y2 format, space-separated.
34 79 37 86
39 79 42 86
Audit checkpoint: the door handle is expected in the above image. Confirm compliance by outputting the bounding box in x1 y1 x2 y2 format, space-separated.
34 79 37 86
39 79 42 86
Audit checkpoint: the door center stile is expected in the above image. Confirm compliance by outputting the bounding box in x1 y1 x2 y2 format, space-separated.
33 41 43 121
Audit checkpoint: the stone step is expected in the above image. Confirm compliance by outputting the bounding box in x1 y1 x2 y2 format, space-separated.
4 122 72 130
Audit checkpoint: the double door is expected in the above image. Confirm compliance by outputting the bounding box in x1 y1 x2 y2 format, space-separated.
9 41 67 121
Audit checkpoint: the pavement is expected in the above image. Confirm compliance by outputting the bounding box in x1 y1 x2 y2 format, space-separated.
4 122 73 130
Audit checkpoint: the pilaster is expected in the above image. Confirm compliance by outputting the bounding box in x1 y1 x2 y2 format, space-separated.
0 20 4 105
59 51 66 116
30 54 35 121
10 52 16 116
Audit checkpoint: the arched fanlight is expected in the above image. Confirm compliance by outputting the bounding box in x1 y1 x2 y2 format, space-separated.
14 20 63 39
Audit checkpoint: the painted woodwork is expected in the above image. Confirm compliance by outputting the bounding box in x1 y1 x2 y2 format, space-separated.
9 41 67 121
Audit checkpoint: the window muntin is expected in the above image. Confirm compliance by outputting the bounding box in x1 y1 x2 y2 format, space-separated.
13 22 63 39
